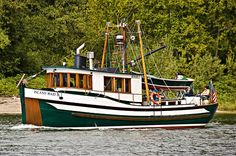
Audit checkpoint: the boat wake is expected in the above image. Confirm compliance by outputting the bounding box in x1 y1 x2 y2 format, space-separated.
10 124 158 131
11 124 41 130
10 124 105 131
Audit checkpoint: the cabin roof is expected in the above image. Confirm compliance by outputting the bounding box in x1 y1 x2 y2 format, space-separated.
42 66 143 76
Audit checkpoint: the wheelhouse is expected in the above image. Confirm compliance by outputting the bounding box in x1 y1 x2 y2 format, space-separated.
43 67 143 103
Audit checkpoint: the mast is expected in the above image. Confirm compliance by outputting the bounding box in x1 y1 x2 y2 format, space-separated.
101 22 110 68
136 20 150 103
120 23 127 73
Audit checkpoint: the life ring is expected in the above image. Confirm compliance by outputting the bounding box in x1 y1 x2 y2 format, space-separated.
150 92 161 105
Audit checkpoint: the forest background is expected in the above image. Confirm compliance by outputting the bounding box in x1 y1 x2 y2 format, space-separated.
0 0 236 111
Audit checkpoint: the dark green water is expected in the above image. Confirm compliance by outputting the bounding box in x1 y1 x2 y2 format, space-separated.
0 113 235 155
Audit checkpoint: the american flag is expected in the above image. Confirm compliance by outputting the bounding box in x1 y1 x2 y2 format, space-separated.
208 81 217 103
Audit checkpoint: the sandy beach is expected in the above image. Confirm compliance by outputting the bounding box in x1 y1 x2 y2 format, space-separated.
0 97 21 114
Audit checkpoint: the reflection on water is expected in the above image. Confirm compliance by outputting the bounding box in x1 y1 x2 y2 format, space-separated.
0 113 236 155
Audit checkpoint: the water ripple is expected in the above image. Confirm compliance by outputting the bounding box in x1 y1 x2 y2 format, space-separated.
0 114 236 155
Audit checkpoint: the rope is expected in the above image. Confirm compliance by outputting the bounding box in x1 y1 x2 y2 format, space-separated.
126 25 142 72
148 47 172 92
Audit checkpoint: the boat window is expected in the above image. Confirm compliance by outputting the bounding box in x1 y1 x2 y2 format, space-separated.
78 74 92 90
86 75 92 89
115 78 122 92
53 73 60 87
48 73 92 90
104 76 131 93
70 74 76 87
125 78 131 93
104 77 112 91
79 74 84 88
62 73 68 87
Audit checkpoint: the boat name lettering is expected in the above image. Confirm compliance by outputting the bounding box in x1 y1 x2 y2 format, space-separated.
34 90 56 96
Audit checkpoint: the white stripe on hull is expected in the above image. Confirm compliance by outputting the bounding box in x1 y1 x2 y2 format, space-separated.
25 88 197 110
48 103 209 117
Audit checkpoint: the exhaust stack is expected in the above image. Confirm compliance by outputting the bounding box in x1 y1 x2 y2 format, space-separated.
74 43 85 68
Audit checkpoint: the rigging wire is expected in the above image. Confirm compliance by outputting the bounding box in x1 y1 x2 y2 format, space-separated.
126 25 142 72
140 24 172 92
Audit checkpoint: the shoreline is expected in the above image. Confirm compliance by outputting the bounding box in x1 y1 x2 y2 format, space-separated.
216 110 236 114
0 97 21 115
0 97 236 115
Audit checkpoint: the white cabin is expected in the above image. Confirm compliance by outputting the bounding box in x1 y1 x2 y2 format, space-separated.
43 67 143 103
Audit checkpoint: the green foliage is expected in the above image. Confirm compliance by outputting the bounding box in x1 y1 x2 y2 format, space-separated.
0 29 10 49
0 0 236 110
0 74 21 96
0 0 87 75
177 54 225 89
0 74 46 96
27 75 46 89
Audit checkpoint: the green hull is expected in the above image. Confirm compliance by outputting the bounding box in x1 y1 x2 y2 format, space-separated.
19 85 218 129
21 99 218 128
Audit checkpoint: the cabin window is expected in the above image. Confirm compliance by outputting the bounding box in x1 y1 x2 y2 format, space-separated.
104 76 131 93
86 75 92 90
62 73 68 87
79 74 84 88
47 73 92 90
125 78 131 93
77 74 92 89
104 77 112 91
78 74 92 89
70 74 76 87
115 78 122 92
53 73 60 87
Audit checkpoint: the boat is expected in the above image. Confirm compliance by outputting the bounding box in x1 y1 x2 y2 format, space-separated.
19 21 218 129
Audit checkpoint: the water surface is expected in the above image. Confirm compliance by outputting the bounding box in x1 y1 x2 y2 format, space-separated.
0 113 235 155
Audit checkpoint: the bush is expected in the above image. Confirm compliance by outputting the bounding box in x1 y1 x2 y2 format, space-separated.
0 74 46 97
0 75 22 96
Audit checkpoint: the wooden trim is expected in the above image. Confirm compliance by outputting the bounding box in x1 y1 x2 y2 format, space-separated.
88 75 92 89
112 77 116 92
46 74 50 88
67 73 70 88
72 112 210 121
127 78 131 93
122 79 125 92
76 74 79 88
25 98 42 126
83 74 87 89
49 73 53 88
